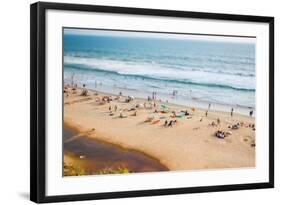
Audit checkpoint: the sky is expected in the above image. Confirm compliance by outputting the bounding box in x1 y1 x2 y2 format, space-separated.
64 28 256 44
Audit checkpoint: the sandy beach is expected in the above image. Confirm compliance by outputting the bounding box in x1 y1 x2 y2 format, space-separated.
63 87 255 174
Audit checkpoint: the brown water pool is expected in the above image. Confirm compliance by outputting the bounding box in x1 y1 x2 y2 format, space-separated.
63 127 168 176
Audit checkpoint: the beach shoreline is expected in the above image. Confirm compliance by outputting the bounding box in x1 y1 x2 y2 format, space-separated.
67 85 255 117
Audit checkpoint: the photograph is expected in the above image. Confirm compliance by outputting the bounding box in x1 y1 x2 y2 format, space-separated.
29 2 274 202
63 28 256 176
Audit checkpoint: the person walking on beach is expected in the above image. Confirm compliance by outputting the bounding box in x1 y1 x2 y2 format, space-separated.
249 110 253 117
109 106 111 112
208 103 211 110
205 110 208 117
231 108 234 117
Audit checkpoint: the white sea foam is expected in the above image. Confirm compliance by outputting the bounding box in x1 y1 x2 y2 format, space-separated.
64 56 255 91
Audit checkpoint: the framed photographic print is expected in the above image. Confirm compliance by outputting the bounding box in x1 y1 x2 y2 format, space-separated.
30 2 274 203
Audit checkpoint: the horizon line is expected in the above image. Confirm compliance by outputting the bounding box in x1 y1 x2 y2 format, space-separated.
63 28 256 44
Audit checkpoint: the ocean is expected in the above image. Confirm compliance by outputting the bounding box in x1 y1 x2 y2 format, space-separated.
63 32 256 109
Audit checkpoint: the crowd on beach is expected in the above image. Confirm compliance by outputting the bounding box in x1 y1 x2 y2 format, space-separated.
64 82 255 144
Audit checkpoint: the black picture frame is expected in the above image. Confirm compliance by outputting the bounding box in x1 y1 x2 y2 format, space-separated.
30 2 274 203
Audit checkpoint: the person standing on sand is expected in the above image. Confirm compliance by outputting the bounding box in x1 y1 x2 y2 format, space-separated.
168 120 173 127
231 108 234 117
151 92 157 100
249 110 253 117
109 106 111 112
217 118 221 126
71 73 75 87
81 84 88 96
114 105 118 112
205 110 208 117
208 103 211 110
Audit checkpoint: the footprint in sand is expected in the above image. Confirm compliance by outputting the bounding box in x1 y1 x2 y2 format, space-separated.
241 136 255 147
224 138 232 143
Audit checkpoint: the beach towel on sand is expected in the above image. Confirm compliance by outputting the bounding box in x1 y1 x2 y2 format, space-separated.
152 119 160 124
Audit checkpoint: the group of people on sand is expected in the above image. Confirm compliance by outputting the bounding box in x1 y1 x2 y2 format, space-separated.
206 103 234 118
105 91 181 124
65 77 255 120
231 107 253 117
65 82 256 134
215 130 232 139
208 118 221 127
105 93 141 118
164 119 178 127
64 83 88 97
214 120 255 140
205 103 254 118
109 105 118 112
